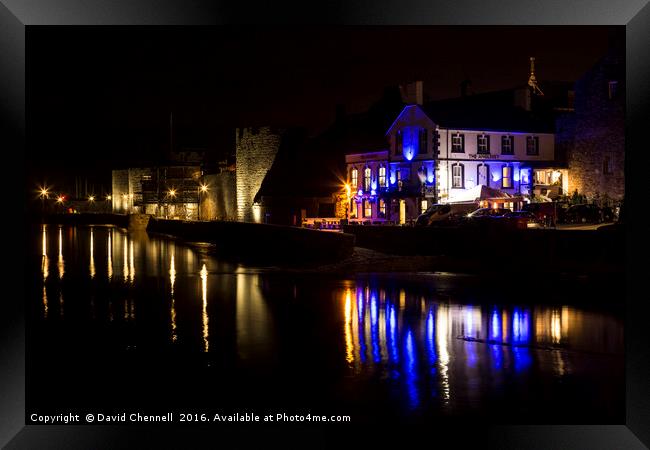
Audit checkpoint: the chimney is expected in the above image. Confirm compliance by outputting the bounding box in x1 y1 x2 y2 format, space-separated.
460 79 472 97
400 80 423 105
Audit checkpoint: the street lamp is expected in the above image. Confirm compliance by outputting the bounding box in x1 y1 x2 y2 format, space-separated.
167 189 176 219
38 186 50 216
198 183 208 221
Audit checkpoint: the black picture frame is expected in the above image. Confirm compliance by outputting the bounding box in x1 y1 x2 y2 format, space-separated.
2 1 649 447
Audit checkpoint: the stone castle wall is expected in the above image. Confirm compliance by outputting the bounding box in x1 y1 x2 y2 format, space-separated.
235 127 282 222
566 52 625 203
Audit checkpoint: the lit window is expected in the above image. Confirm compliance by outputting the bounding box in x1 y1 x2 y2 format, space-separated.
421 199 428 214
363 199 372 218
351 168 358 188
526 136 539 156
451 133 465 153
379 199 386 218
502 165 512 188
364 167 371 191
378 166 386 187
501 136 513 155
452 164 464 188
477 134 490 154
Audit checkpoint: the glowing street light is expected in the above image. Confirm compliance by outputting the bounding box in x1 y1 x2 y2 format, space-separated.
344 183 351 221
39 187 50 199
56 195 65 204
88 195 95 202
168 189 177 198
106 195 112 201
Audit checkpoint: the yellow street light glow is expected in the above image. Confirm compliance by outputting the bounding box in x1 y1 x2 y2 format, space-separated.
106 195 112 200
344 183 351 198
168 189 177 197
56 196 64 203
88 195 95 202
39 187 50 199
122 193 128 199
200 184 209 193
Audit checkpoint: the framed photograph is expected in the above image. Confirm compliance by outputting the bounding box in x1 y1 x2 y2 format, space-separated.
3 1 649 448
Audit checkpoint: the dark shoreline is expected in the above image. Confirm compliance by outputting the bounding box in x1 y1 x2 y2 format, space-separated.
31 212 625 278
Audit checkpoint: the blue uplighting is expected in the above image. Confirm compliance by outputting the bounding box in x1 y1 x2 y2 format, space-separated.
404 328 419 408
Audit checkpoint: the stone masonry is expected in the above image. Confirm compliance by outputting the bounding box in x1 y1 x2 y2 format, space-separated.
565 48 625 203
235 127 282 222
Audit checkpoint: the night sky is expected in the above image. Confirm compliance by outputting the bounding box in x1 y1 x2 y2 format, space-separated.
26 26 618 195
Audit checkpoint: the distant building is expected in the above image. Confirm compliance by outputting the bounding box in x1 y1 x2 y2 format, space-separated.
111 150 203 219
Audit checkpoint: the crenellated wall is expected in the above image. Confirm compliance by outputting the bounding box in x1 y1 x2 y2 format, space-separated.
235 127 282 222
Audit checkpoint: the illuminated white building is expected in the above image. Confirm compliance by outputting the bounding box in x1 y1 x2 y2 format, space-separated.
345 84 568 223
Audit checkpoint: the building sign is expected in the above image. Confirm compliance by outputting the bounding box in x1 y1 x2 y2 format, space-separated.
469 153 496 159
424 186 436 198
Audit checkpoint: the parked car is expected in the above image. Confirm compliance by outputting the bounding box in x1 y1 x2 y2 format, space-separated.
522 202 559 226
503 210 541 228
466 208 511 218
563 204 602 224
416 203 476 226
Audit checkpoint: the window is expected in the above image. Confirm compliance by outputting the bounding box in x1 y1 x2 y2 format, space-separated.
364 167 371 191
451 133 465 153
452 164 464 188
608 81 618 100
477 164 489 186
421 199 428 214
378 166 386 187
419 128 428 154
603 155 613 175
363 199 372 218
526 136 539 156
501 135 514 155
379 199 386 218
351 168 358 188
477 134 490 154
502 165 512 189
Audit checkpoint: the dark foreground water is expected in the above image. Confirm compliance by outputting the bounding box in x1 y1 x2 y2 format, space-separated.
27 224 624 424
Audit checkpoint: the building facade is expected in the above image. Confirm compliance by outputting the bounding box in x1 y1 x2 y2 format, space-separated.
111 151 203 219
346 103 564 223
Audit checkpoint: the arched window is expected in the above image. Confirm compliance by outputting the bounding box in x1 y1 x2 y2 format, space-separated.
378 166 386 188
350 168 358 188
364 167 372 191
452 163 464 188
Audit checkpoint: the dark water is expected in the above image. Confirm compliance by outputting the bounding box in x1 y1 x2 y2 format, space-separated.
27 224 624 424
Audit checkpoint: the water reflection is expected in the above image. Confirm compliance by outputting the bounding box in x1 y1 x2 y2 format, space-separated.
107 229 113 280
89 227 95 279
33 225 623 416
170 253 177 342
338 285 623 410
200 263 209 352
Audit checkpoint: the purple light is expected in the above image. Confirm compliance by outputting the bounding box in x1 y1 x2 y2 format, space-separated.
357 189 363 196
